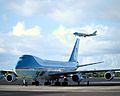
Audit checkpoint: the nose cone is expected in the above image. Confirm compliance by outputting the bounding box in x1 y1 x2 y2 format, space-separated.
73 32 78 36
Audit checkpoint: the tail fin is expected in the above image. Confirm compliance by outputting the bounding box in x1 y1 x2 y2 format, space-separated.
93 31 97 35
69 38 80 62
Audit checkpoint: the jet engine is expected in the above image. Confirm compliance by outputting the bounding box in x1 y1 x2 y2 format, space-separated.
104 71 114 80
5 73 17 82
0 73 4 79
72 73 83 82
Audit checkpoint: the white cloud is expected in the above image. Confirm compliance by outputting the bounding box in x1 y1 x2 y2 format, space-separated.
9 0 40 16
99 0 120 20
7 0 120 24
49 8 81 24
52 25 75 46
0 48 6 53
11 22 41 37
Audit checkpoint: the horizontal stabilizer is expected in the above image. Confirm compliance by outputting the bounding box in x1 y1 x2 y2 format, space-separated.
77 61 104 68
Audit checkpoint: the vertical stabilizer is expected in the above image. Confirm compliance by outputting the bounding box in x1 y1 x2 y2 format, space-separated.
93 31 97 35
69 38 80 62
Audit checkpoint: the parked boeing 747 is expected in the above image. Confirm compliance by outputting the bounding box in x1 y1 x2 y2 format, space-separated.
0 32 120 86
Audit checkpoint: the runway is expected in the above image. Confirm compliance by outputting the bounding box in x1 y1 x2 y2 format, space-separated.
0 85 120 96
1 85 120 92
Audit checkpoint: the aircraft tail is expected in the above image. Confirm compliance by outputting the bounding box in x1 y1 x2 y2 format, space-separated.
93 31 97 35
69 38 80 62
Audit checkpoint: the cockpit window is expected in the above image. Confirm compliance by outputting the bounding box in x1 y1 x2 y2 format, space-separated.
19 56 24 60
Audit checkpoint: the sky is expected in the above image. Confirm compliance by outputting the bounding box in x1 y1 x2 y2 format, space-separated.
0 0 120 70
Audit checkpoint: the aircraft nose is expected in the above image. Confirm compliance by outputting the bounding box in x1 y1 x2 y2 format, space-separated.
73 32 77 35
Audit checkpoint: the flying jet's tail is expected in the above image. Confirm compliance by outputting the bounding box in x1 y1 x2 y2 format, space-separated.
69 38 80 62
93 31 97 35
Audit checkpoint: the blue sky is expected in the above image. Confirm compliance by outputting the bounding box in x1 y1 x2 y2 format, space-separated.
0 0 120 70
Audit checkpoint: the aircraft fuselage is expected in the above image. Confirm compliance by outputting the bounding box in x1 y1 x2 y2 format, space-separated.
15 55 78 80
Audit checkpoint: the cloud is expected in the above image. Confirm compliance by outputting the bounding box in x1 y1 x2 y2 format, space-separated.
7 0 120 24
99 0 120 21
52 25 75 46
0 48 6 53
11 22 41 37
9 0 40 16
48 7 80 24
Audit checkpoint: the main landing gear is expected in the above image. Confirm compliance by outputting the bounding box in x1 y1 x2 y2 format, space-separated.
54 78 68 86
54 81 61 86
22 80 28 86
43 79 69 86
32 80 39 86
54 81 68 86
22 80 40 86
44 80 51 85
61 81 68 86
61 78 68 86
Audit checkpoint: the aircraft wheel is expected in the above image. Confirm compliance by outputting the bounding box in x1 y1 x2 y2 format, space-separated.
64 78 68 81
32 82 35 85
54 81 61 86
87 81 89 86
62 82 68 86
35 81 39 86
32 81 39 86
78 81 80 85
44 81 51 85
22 80 28 86
25 82 28 86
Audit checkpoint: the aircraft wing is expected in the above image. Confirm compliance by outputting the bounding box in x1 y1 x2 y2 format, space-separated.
49 61 105 77
49 68 120 77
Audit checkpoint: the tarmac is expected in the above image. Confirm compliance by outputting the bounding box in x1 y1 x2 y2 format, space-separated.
0 78 120 96
0 85 120 96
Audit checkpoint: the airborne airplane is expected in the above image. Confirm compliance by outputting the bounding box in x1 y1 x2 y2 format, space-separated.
73 31 97 37
0 32 119 86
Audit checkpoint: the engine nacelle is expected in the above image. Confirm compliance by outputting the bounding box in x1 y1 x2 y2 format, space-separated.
104 71 114 80
72 73 83 82
0 73 4 80
5 73 17 82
